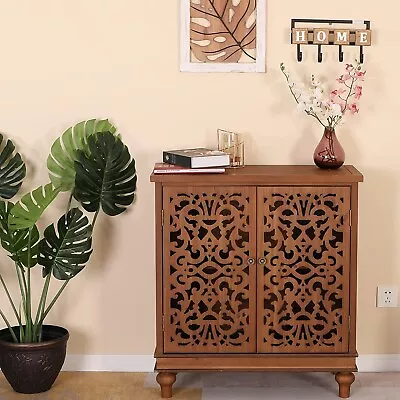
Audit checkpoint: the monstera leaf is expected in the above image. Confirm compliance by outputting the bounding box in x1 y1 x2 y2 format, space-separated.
0 134 26 199
74 132 137 216
190 0 256 63
8 183 60 230
39 208 92 280
47 119 117 191
0 201 39 267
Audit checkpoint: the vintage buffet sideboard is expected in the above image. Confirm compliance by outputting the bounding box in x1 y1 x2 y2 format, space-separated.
150 165 363 399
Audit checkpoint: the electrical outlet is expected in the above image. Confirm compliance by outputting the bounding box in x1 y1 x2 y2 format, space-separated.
377 286 398 308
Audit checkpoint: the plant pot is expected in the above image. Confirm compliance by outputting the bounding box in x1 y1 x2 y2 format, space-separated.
0 325 69 394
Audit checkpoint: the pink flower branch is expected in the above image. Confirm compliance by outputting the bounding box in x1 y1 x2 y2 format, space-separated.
280 60 366 130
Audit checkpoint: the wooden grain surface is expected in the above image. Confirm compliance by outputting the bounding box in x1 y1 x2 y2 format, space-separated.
152 165 362 382
156 355 357 372
162 186 257 354
257 186 351 354
150 165 363 185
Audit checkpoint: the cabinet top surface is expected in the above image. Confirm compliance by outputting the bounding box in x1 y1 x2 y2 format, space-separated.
150 165 363 184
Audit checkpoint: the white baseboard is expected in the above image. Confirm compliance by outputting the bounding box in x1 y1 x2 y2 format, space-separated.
63 355 155 372
357 354 400 372
62 354 400 373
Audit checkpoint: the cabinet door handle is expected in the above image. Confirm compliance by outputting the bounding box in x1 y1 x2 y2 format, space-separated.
247 257 255 265
258 258 266 265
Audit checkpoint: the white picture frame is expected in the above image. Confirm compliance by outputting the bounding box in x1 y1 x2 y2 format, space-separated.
180 0 266 73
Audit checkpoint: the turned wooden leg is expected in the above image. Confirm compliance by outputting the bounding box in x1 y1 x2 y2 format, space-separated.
335 372 355 398
156 372 177 398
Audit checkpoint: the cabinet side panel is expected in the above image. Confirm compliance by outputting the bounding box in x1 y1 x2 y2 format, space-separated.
163 186 257 353
155 183 164 355
349 183 359 353
257 186 351 354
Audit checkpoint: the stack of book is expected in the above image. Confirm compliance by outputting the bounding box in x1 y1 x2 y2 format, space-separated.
153 148 229 174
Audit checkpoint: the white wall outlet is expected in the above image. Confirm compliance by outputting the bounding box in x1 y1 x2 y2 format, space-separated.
377 286 398 308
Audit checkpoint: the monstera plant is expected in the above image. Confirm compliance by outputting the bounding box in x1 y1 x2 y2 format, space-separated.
0 119 137 394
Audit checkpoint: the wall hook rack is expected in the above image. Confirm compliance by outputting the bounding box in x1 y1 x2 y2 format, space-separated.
291 19 371 63
317 44 323 62
297 44 303 62
339 45 344 62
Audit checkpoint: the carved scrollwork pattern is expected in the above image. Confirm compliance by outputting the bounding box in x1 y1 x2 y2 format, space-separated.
163 187 256 353
258 187 350 353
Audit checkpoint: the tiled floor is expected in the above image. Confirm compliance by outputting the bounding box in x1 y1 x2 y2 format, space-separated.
145 372 400 399
1 372 399 399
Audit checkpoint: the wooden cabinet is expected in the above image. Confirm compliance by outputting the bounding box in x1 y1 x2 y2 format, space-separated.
151 165 363 399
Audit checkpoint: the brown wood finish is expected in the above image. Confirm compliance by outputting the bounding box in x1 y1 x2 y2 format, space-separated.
314 29 330 44
349 183 359 354
355 30 372 46
154 351 357 358
291 28 371 47
257 186 351 354
335 372 355 398
333 30 350 45
292 28 309 44
155 182 164 355
151 165 363 399
156 372 176 399
150 165 363 185
156 355 357 371
162 186 257 354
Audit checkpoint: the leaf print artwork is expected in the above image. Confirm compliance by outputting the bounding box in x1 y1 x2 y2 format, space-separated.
190 0 257 63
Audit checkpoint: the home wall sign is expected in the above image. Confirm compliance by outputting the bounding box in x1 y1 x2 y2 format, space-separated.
291 19 371 63
180 0 266 73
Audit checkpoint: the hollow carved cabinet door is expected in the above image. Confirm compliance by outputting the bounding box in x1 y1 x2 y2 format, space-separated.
163 186 257 353
257 187 351 354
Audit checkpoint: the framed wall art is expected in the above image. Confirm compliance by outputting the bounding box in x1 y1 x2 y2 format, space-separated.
180 0 266 73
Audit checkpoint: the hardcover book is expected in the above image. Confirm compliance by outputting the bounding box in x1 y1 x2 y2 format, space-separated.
153 163 225 174
163 148 230 168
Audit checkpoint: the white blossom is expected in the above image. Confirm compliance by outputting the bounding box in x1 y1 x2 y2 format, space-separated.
330 103 342 117
314 87 324 100
281 60 366 129
296 102 307 113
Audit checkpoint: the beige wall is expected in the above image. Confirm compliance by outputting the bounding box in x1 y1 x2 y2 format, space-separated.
0 0 399 356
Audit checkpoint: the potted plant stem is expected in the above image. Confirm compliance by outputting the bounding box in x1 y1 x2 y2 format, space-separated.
0 119 137 393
